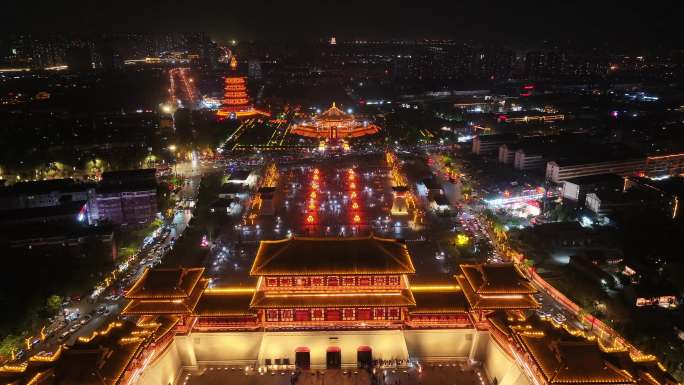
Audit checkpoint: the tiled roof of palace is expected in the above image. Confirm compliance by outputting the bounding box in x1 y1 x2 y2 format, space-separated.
122 278 207 315
250 235 415 276
460 264 536 294
125 267 205 299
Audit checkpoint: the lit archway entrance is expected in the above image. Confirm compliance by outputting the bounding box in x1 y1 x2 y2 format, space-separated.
295 347 310 369
357 346 372 368
326 346 341 369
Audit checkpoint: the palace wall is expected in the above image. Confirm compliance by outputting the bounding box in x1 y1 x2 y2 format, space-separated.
258 330 409 368
182 331 264 365
134 328 527 385
404 329 475 360
137 339 184 385
482 335 530 385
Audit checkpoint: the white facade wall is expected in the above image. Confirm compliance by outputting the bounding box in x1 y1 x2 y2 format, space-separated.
482 335 530 385
561 181 580 201
137 339 184 385
585 193 601 213
404 329 475 360
514 150 545 170
134 329 527 385
546 159 646 183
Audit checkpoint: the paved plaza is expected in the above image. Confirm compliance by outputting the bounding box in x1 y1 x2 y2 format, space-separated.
182 363 488 385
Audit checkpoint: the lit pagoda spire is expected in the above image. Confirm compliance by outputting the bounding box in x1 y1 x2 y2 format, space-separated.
216 55 269 120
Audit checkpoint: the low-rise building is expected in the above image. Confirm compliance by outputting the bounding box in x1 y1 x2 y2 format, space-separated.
624 176 684 219
0 178 97 221
561 174 625 204
513 147 546 170
472 133 517 155
646 152 684 177
0 200 89 225
93 169 158 225
497 143 517 164
585 189 658 216
546 151 646 183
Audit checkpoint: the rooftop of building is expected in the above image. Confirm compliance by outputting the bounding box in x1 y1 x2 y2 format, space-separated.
97 169 157 192
122 278 207 315
249 235 416 276
627 176 684 197
562 173 625 186
0 178 95 196
459 263 536 294
227 170 251 182
219 183 248 195
475 133 518 142
410 285 468 314
456 263 539 310
0 319 164 385
316 102 353 121
101 168 156 181
0 200 87 224
551 145 645 167
125 267 205 299
490 311 678 385
0 220 112 242
194 288 257 317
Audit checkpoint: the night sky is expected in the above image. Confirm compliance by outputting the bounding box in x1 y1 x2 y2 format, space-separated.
3 0 683 50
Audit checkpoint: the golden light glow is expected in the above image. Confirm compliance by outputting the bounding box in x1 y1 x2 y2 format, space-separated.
351 191 357 199
264 292 401 298
352 202 359 210
204 287 256 294
310 192 317 199
120 336 145 344
353 214 361 223
479 294 525 299
307 215 315 224
78 322 124 343
0 364 28 373
29 346 62 362
411 285 461 292
456 234 470 246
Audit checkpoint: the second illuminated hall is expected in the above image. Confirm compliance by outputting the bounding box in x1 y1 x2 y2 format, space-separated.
291 102 380 139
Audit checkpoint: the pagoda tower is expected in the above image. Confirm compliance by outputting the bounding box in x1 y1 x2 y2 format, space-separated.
216 56 268 119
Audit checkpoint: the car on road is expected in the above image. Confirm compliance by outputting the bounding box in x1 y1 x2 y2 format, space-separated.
69 324 81 333
553 313 567 324
80 315 92 325
58 331 71 342
15 349 26 361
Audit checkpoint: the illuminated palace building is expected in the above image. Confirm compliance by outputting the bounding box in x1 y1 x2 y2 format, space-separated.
291 102 381 139
2 237 678 385
216 56 268 120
